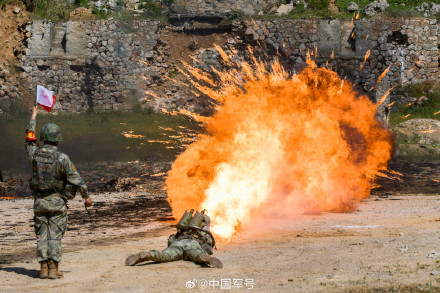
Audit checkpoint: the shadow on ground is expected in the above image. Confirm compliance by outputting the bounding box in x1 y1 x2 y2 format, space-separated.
0 267 39 278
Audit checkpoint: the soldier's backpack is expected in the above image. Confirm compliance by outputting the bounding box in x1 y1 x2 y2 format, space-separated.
29 148 64 193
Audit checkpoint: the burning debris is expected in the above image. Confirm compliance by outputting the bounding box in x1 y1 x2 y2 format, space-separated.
165 49 394 241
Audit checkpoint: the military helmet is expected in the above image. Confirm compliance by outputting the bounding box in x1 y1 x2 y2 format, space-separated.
201 214 211 231
40 123 62 142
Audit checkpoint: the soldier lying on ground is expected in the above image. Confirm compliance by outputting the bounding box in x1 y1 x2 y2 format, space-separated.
125 209 223 268
25 106 93 279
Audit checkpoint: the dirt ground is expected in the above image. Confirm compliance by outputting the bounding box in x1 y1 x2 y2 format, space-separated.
1 187 439 292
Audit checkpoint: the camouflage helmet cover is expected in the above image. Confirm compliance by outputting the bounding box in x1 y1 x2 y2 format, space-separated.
40 123 62 142
202 214 211 231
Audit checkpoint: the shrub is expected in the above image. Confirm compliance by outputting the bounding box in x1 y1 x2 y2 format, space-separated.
389 81 440 127
308 0 330 10
139 0 162 17
34 0 73 21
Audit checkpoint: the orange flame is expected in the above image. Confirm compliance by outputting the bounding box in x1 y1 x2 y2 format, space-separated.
389 170 403 176
401 114 411 119
376 171 402 181
387 101 396 108
419 124 436 134
190 56 202 64
0 196 18 200
434 111 440 115
360 50 370 72
377 65 391 84
377 87 394 106
407 67 416 75
165 50 393 241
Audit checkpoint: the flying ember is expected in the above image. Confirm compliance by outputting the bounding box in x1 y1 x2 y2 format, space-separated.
166 50 393 241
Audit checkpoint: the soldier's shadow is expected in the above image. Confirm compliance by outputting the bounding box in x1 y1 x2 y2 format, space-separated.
0 266 72 278
0 267 39 278
137 261 209 268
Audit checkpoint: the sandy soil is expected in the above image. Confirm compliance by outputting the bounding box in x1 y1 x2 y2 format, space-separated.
1 191 439 293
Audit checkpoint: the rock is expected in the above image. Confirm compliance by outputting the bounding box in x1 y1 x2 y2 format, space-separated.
364 0 389 16
13 7 21 14
347 2 359 13
99 177 136 192
397 245 408 252
431 3 440 15
431 270 439 276
267 5 278 15
170 4 190 15
70 7 93 18
427 251 440 258
416 2 440 16
292 0 307 8
276 3 294 16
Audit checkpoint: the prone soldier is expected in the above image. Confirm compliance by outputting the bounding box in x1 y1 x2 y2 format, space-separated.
25 106 92 279
125 209 223 268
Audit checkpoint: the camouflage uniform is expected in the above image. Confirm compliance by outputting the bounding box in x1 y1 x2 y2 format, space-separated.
126 211 222 268
149 229 214 263
25 119 89 263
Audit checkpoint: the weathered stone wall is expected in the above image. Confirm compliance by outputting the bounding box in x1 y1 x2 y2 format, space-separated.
21 19 161 112
241 17 439 100
6 16 440 115
172 0 278 16
0 67 22 115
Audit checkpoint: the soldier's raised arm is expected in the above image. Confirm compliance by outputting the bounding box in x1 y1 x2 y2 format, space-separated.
61 154 92 207
25 106 39 162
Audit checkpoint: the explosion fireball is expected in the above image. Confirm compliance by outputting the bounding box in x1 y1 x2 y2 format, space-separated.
166 50 393 241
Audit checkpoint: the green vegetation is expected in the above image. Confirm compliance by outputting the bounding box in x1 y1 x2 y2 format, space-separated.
336 0 374 12
34 0 73 21
92 6 107 19
162 0 174 6
277 0 440 20
0 0 20 9
228 10 244 20
308 0 330 10
187 40 198 51
168 69 178 78
75 0 91 7
138 0 162 17
389 81 440 128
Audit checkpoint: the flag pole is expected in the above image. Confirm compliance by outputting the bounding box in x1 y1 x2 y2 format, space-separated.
35 85 38 107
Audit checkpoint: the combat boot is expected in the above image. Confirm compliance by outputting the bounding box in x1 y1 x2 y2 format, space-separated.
198 253 223 268
38 261 49 279
125 251 152 266
48 260 64 279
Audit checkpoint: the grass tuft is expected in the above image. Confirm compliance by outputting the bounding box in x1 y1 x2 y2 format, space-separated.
389 81 440 128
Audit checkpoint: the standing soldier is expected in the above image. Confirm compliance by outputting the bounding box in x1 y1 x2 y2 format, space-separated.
25 106 92 279
125 209 223 268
